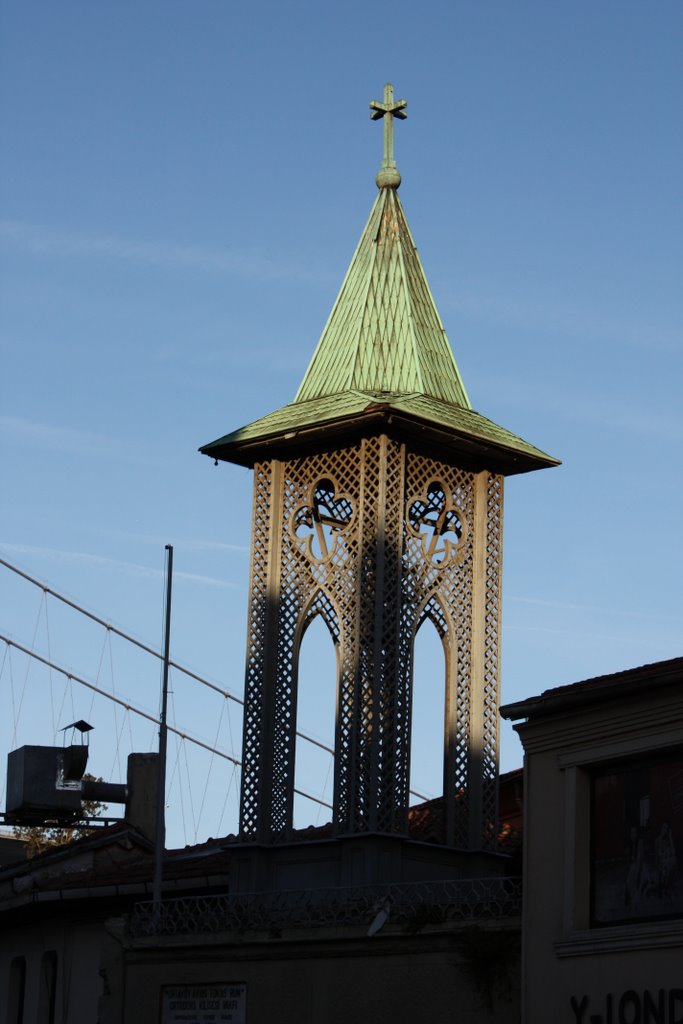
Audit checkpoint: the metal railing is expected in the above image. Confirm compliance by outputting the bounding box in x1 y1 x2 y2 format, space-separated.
130 876 522 937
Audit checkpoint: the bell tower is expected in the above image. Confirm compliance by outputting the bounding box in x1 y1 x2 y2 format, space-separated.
202 84 558 855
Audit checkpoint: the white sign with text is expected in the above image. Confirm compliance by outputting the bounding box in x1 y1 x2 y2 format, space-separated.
161 983 246 1024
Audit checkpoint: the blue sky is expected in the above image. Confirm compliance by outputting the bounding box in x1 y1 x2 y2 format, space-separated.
1 1 681 847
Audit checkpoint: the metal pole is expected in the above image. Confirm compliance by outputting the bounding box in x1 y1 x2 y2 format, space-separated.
153 544 173 914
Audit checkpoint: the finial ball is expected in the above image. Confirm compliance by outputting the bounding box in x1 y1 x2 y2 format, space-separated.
376 167 401 190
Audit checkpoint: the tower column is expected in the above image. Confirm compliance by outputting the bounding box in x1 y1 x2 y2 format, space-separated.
354 435 410 835
467 470 490 849
203 81 557 855
239 459 290 842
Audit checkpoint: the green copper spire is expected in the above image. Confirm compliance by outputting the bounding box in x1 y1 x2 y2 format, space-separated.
370 82 407 189
201 83 559 476
294 185 471 407
294 82 469 408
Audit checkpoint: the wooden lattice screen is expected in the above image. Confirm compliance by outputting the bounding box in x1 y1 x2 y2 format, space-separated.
238 435 503 851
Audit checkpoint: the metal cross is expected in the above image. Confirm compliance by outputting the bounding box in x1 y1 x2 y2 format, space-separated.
370 83 407 178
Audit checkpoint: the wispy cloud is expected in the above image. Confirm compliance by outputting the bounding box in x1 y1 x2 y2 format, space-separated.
550 392 680 442
151 341 312 375
504 622 642 644
443 284 681 355
181 539 248 555
468 368 682 443
0 543 242 590
509 594 681 623
83 526 248 555
0 416 177 464
0 219 335 287
0 416 129 457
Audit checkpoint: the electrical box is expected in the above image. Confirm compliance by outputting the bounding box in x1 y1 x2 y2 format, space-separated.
5 745 88 825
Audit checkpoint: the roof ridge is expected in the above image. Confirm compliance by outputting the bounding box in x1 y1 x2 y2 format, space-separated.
392 191 425 396
393 193 471 408
346 190 387 391
294 192 384 403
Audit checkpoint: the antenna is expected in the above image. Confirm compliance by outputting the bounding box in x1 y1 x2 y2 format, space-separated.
153 545 173 913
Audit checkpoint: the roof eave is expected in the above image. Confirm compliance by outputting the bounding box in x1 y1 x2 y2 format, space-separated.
201 403 560 476
500 657 683 723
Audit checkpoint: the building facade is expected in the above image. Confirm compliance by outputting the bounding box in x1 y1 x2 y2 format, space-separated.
0 83 583 1024
502 657 683 1024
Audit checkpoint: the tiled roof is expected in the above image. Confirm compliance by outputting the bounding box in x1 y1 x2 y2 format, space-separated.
407 769 524 854
201 389 558 470
500 656 683 721
0 824 234 901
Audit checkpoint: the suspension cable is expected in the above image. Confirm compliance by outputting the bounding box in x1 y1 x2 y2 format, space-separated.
0 635 332 810
0 558 430 803
0 556 333 756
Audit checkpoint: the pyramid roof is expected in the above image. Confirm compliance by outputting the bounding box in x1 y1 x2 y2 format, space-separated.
202 86 558 475
294 187 470 407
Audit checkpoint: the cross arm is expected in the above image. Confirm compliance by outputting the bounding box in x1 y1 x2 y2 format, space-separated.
369 98 407 120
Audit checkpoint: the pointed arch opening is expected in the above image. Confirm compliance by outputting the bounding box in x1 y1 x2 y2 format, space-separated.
292 596 340 831
409 607 449 812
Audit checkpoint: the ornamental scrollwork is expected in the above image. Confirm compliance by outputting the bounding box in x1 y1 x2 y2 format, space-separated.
407 481 468 567
291 478 354 563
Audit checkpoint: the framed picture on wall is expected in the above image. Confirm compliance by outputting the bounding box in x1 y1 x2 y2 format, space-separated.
591 748 683 926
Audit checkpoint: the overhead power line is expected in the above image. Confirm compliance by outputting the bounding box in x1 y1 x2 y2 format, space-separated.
0 555 430 804
0 635 332 811
0 556 332 756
